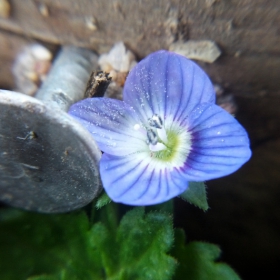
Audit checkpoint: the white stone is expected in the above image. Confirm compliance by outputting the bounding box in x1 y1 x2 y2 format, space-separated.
98 42 137 73
169 40 221 63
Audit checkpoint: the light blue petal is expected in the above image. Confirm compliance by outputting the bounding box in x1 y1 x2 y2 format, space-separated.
123 50 215 124
100 153 188 206
182 103 251 181
68 98 146 156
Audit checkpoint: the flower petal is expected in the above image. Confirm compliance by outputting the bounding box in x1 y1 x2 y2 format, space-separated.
100 153 188 205
68 98 146 156
123 50 215 124
182 103 251 181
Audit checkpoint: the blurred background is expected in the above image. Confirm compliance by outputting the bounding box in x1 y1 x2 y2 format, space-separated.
0 0 279 279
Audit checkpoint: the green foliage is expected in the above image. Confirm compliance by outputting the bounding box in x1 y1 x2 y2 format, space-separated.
89 207 177 280
146 199 174 213
171 229 241 280
0 199 241 280
0 207 176 280
179 181 209 211
95 192 112 209
0 209 101 280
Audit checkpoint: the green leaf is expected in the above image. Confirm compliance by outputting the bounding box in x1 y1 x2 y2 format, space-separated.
95 192 112 209
0 209 104 280
179 181 209 211
146 199 174 213
90 207 177 280
171 229 241 280
0 206 176 280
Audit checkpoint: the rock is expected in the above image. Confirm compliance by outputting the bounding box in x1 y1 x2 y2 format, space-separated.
0 0 10 19
170 40 221 63
98 42 136 86
12 44 53 96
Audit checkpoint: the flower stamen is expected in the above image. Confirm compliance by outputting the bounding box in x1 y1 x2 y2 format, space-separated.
146 128 158 145
146 114 167 146
148 114 163 129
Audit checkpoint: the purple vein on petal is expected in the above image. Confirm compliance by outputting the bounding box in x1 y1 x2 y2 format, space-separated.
138 62 151 113
172 56 184 122
188 154 240 166
198 76 206 104
164 54 169 118
114 163 150 199
103 155 137 172
190 122 244 136
165 169 170 198
172 167 188 192
176 63 195 122
109 159 143 186
193 134 247 141
188 110 223 131
155 169 167 202
192 144 249 149
98 103 140 137
166 168 186 197
190 150 247 159
147 56 154 114
183 160 222 173
76 113 138 139
136 168 155 201
69 98 151 156
145 51 169 118
152 169 162 200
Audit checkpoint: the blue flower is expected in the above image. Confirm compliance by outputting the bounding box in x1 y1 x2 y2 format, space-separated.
69 50 251 206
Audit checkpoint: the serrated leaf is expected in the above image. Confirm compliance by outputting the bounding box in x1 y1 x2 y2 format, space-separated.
90 207 177 280
171 229 241 280
0 206 176 280
180 181 209 211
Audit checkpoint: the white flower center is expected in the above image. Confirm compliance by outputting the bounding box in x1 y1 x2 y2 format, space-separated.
133 114 192 169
